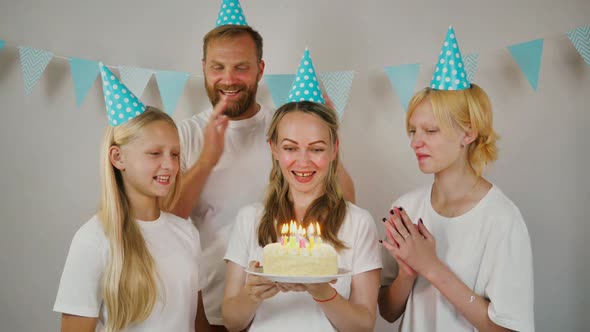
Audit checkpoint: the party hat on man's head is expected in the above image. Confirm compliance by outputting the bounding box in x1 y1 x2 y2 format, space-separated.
430 26 470 91
215 0 248 27
287 49 325 104
99 63 146 126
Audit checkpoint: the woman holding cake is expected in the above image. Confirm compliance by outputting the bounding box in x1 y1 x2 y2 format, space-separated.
378 28 534 332
222 101 382 332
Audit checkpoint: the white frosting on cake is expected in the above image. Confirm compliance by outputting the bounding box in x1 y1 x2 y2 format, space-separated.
262 242 338 276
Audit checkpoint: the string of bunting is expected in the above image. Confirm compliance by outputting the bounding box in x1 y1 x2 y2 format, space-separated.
384 25 590 111
0 25 588 115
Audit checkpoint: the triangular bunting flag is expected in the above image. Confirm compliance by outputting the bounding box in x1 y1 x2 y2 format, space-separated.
264 74 296 107
155 70 189 115
507 39 544 91
384 64 420 112
119 66 153 98
463 53 479 83
319 71 354 118
0 40 5 50
566 26 590 67
18 47 53 95
69 58 99 108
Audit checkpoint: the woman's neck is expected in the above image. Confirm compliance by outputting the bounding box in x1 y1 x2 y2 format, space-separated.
430 162 490 218
289 189 323 221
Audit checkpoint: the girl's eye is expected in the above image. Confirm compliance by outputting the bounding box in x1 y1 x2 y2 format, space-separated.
149 152 161 156
284 147 296 151
172 153 180 158
311 148 325 153
427 129 439 134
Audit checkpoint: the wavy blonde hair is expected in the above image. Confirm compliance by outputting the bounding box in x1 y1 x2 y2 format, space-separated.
406 84 499 176
257 101 348 251
98 107 181 332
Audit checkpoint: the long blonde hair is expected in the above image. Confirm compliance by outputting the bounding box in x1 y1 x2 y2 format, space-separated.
98 107 181 332
257 101 347 251
406 84 499 176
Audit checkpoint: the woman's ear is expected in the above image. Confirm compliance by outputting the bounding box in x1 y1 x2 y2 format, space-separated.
269 141 278 161
462 126 478 147
332 139 340 161
109 146 125 170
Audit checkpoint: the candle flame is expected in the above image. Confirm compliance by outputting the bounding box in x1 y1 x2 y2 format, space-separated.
281 223 288 235
308 223 315 236
316 222 321 236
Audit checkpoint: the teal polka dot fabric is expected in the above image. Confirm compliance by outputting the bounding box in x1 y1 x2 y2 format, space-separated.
216 0 248 27
287 49 325 104
99 63 146 126
430 26 471 91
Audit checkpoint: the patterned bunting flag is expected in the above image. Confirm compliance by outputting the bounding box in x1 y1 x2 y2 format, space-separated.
508 39 544 91
155 70 189 115
566 26 590 67
319 71 354 118
69 58 99 108
462 53 479 83
18 47 53 95
119 66 154 98
384 64 420 112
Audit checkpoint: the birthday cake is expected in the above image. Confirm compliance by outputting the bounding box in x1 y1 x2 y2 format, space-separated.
262 222 338 276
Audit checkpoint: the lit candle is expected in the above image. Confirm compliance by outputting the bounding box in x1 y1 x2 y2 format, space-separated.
299 226 307 248
289 221 297 248
281 224 289 246
308 223 315 249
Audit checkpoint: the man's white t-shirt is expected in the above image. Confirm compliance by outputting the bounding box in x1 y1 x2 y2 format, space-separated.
53 212 203 332
224 202 382 332
178 105 274 325
381 185 534 332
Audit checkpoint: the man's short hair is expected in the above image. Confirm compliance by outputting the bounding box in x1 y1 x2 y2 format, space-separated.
202 25 263 62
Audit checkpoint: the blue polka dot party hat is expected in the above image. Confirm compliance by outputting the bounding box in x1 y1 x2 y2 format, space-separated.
287 48 325 104
215 0 248 27
99 62 146 126
430 26 470 91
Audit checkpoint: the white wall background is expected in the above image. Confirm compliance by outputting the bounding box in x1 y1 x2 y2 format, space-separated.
1 0 589 331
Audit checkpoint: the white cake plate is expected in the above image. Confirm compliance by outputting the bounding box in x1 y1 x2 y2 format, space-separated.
245 267 352 284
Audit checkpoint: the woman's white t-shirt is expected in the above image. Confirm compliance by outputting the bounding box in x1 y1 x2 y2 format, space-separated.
381 185 535 332
224 202 382 332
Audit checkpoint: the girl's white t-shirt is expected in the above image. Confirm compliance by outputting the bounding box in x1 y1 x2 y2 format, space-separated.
54 212 204 332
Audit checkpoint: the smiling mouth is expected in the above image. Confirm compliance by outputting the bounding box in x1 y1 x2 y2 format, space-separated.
154 175 171 184
292 171 315 177
219 89 241 97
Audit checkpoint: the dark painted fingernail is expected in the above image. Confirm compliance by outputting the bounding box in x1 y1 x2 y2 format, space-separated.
419 218 423 224
390 209 395 215
399 207 403 211
382 217 386 222
378 240 383 243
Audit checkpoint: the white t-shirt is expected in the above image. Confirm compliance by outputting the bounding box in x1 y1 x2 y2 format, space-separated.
177 105 274 325
381 185 534 332
54 212 204 332
224 202 382 332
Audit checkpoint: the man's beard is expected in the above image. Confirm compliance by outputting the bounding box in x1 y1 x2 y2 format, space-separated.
205 77 259 118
